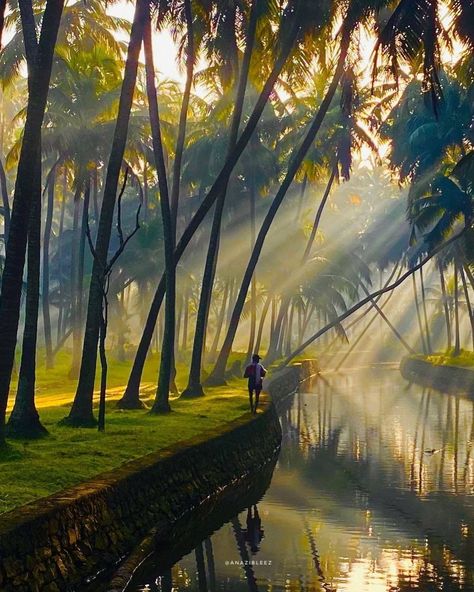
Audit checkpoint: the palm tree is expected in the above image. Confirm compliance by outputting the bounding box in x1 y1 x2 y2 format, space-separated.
0 0 65 446
120 0 315 405
206 15 353 384
65 0 148 426
181 0 260 399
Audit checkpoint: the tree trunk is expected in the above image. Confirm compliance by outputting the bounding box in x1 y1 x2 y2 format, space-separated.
454 261 461 356
76 177 91 353
144 7 175 414
245 173 257 361
419 266 432 353
0 0 64 445
170 0 194 227
0 157 10 242
254 294 271 355
69 184 82 378
7 156 47 438
42 166 55 369
460 265 474 351
412 273 427 354
207 33 351 385
181 0 258 398
56 173 66 346
120 9 302 406
209 280 230 361
302 168 336 262
65 0 147 426
438 260 452 350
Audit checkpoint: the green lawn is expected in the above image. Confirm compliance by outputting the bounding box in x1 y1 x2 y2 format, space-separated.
1 351 250 514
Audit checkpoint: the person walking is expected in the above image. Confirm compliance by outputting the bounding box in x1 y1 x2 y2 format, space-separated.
244 354 266 414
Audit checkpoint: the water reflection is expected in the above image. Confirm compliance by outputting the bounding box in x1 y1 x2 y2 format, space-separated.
130 369 474 591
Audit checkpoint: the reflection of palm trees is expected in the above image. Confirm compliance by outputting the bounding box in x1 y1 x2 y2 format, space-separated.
418 391 431 494
462 401 474 488
231 517 259 592
303 519 335 592
410 390 427 490
159 568 172 592
204 538 216 592
195 541 208 592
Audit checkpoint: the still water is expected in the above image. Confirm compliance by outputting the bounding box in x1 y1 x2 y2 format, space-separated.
129 369 474 591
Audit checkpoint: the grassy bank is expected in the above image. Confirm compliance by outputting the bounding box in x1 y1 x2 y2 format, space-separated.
423 350 474 368
1 351 250 514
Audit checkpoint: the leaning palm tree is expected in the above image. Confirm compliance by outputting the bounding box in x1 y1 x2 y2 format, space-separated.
65 0 148 426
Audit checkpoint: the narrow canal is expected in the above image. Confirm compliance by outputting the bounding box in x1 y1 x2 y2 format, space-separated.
128 369 474 591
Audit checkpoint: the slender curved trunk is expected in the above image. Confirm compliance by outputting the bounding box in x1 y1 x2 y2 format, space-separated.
56 175 66 346
170 0 194 226
7 156 47 438
419 266 432 353
412 273 427 354
69 184 82 378
42 167 55 369
181 0 258 398
76 177 91 357
254 294 271 355
454 261 461 356
0 158 10 241
209 280 230 361
120 6 302 406
65 0 147 426
460 265 474 351
266 294 290 363
295 173 307 222
245 172 257 361
195 542 208 592
144 8 175 413
207 32 351 385
302 168 336 262
0 0 64 445
359 280 415 353
438 260 452 350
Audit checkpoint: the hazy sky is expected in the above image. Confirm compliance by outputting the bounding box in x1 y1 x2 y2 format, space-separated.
109 1 184 84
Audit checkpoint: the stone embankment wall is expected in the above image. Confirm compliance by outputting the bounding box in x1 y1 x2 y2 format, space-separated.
400 356 474 394
0 361 318 592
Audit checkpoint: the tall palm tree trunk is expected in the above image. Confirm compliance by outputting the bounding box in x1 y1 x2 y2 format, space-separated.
438 260 452 350
69 184 82 378
419 266 432 353
181 0 259 398
209 280 230 361
42 167 55 369
119 7 302 407
460 265 474 351
144 7 175 413
7 156 47 438
207 31 351 385
0 0 64 445
412 273 427 354
302 167 336 261
0 158 10 241
454 261 461 356
246 174 257 361
65 0 147 426
56 175 66 346
254 294 271 355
